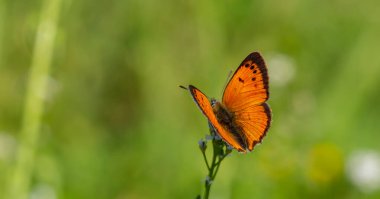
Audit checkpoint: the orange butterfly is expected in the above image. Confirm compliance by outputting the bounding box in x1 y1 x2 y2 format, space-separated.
188 52 271 152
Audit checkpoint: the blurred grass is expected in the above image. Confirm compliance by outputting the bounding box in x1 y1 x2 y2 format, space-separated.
6 0 61 198
1 0 380 199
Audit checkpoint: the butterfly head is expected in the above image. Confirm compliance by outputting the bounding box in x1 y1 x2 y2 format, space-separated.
210 98 217 106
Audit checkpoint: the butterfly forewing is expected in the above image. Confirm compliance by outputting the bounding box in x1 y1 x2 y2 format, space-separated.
188 85 245 152
223 52 269 111
222 52 271 151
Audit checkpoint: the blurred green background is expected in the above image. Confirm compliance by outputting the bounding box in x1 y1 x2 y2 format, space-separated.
1 0 380 198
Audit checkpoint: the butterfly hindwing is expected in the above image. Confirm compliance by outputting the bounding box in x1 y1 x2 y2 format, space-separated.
222 52 271 151
188 85 245 152
234 103 271 150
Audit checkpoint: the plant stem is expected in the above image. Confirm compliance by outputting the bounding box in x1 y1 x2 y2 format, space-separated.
6 0 61 198
203 139 217 199
202 150 211 170
212 157 224 179
202 126 231 199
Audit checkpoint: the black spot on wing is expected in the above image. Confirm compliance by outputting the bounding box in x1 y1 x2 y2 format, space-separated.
224 52 270 101
241 52 269 98
238 77 244 83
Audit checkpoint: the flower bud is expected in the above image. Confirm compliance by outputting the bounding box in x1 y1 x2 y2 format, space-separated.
198 139 207 152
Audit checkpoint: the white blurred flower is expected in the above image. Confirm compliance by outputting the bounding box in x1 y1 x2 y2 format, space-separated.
44 76 61 102
267 53 296 87
346 150 380 193
30 184 57 199
0 132 17 161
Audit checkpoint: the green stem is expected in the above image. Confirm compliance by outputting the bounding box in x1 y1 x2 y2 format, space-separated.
6 0 62 198
212 156 223 179
203 139 217 199
203 127 229 199
202 150 211 170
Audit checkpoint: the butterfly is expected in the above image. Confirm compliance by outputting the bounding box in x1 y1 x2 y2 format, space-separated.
187 52 271 152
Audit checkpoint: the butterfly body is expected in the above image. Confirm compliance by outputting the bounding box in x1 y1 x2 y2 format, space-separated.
212 101 248 149
212 101 233 126
188 52 271 152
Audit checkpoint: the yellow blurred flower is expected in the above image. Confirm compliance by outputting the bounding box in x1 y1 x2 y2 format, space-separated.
307 143 344 184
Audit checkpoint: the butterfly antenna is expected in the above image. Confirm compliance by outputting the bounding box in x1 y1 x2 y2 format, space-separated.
179 85 188 90
220 70 233 96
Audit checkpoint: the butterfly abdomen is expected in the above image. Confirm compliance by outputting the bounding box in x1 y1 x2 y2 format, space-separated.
212 101 247 149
